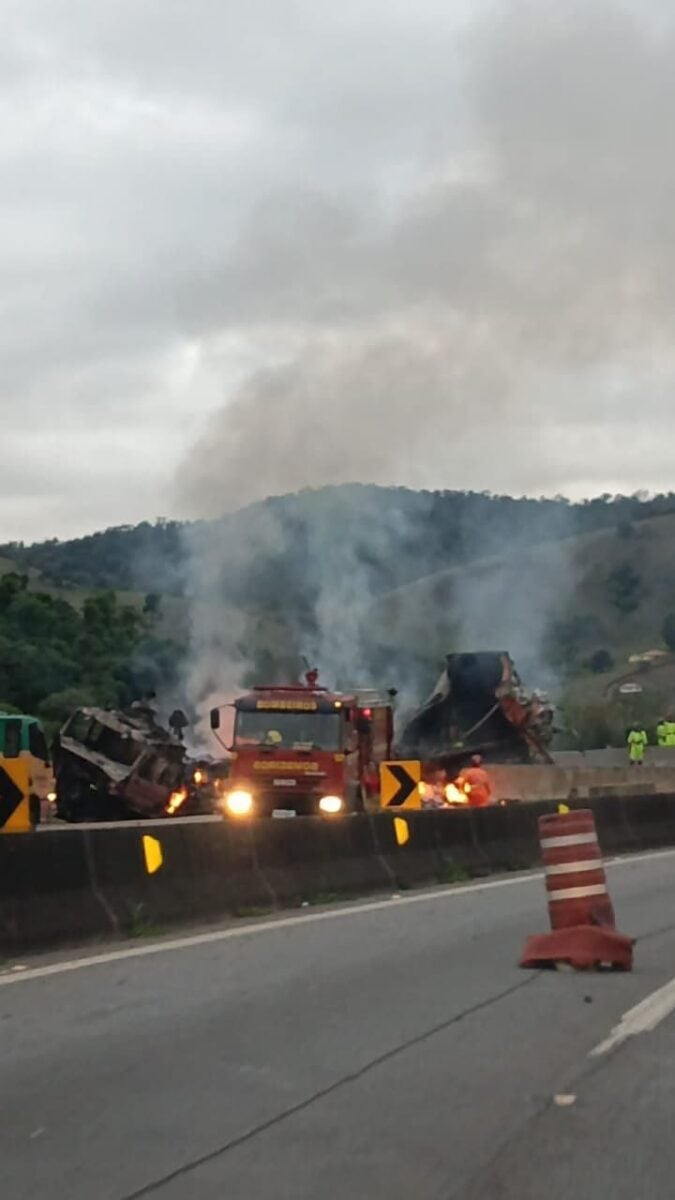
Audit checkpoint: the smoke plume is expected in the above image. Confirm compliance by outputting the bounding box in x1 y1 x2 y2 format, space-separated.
174 3 675 720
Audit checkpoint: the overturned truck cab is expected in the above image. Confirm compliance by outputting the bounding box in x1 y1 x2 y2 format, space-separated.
399 651 554 770
53 706 190 822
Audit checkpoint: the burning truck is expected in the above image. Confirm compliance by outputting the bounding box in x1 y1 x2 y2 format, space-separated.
53 704 214 822
399 651 554 769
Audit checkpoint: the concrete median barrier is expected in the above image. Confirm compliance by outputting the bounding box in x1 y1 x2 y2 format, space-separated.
621 792 675 850
370 811 443 889
471 805 542 873
433 809 493 877
0 829 108 956
5 794 675 957
319 816 394 896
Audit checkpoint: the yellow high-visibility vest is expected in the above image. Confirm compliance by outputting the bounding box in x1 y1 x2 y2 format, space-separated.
627 729 648 760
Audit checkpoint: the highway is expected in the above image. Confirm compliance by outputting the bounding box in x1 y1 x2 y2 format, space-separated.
4 850 675 1199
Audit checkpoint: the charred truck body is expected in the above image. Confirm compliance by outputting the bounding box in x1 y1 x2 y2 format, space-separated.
53 706 190 822
400 652 554 768
212 676 394 818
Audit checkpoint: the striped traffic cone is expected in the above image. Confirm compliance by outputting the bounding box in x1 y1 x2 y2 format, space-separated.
520 809 633 971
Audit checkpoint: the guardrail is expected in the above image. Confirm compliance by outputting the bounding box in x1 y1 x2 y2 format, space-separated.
2 793 674 957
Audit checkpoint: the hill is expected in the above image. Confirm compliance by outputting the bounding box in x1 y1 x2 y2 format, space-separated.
3 485 675 745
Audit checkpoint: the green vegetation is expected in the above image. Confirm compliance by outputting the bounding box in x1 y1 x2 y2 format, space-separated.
662 613 675 653
0 572 182 731
5 486 675 749
607 562 645 614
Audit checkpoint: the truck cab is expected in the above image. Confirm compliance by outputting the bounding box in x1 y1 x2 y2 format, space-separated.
211 677 394 818
54 707 187 822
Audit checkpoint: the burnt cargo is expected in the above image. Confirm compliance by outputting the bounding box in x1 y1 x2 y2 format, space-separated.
399 651 554 765
53 704 190 822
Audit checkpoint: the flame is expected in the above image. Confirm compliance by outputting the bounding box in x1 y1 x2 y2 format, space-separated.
166 787 187 815
445 782 469 805
193 768 205 785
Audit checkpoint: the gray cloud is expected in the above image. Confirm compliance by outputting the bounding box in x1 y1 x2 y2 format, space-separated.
2 1 675 540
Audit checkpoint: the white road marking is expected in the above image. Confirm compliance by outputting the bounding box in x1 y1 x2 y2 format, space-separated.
1 843 674 989
0 872 540 987
591 975 675 1056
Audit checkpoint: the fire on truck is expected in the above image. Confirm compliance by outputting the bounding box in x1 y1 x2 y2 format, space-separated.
209 672 395 818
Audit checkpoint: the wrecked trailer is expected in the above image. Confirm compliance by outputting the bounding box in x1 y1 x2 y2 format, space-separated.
399 651 554 767
53 706 192 822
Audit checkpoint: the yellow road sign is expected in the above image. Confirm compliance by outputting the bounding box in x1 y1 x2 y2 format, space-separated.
0 759 31 833
380 760 422 809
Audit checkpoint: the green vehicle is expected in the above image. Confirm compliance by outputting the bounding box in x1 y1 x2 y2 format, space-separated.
0 712 56 822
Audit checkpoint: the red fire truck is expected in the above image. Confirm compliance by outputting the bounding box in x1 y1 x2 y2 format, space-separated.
209 673 395 818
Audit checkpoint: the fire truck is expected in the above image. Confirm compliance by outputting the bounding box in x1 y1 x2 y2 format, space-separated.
209 672 395 818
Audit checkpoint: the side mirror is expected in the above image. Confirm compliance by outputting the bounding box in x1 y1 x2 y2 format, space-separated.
210 708 220 731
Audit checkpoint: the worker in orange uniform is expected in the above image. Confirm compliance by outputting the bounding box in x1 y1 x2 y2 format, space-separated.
461 754 493 808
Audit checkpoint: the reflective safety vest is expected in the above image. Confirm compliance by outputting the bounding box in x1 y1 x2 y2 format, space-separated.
666 722 675 748
627 729 648 761
657 722 669 747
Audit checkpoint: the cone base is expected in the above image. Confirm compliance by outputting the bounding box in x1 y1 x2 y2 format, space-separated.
520 925 634 972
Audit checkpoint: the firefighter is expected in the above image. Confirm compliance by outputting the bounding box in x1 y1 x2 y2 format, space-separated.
666 716 675 748
627 724 648 765
460 754 493 808
657 718 669 748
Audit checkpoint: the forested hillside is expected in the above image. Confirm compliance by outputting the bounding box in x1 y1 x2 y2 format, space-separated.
3 485 675 739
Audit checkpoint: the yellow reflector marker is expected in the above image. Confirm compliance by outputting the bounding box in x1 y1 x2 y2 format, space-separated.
394 817 409 846
143 835 163 875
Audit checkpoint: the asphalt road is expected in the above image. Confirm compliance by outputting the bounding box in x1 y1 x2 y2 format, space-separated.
4 850 675 1199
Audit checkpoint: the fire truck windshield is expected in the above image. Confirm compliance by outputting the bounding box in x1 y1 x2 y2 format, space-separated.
234 710 341 750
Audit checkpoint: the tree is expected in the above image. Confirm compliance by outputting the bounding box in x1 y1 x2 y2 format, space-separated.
662 613 675 652
38 688 97 728
143 592 161 617
586 649 614 674
607 563 644 613
544 614 605 667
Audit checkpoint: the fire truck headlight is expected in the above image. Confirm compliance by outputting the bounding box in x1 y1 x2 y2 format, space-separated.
225 789 254 816
319 795 343 815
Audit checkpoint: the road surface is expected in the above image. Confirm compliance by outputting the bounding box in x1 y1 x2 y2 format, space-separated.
4 849 675 1199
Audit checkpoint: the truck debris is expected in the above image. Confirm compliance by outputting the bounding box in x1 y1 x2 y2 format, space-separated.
53 705 196 822
399 651 554 767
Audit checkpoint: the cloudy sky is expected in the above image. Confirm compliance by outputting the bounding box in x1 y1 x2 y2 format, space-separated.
3 0 675 541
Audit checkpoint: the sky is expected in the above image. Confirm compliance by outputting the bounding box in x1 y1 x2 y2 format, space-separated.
3 0 675 542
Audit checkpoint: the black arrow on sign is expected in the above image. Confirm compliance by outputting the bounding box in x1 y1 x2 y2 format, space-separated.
0 765 24 828
386 764 417 807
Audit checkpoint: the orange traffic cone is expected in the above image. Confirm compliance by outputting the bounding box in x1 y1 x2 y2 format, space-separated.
520 809 633 971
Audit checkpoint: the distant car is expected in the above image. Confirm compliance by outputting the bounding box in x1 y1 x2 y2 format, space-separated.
618 682 643 695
